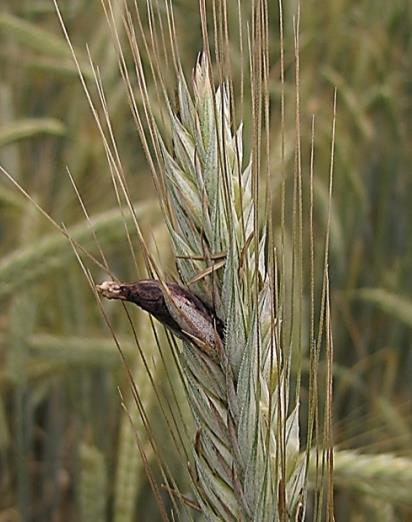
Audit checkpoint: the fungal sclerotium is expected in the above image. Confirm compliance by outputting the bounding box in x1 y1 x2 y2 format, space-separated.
97 279 223 359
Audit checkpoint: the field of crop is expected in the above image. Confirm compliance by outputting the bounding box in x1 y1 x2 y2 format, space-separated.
0 1 411 520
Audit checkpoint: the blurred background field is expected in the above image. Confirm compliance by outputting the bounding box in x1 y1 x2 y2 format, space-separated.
0 0 411 520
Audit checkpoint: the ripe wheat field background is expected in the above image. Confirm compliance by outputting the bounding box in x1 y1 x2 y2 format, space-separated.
0 1 411 521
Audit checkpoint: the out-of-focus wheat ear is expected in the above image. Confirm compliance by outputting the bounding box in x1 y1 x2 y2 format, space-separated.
113 313 161 522
312 450 412 506
78 443 107 522
0 166 153 300
7 204 40 521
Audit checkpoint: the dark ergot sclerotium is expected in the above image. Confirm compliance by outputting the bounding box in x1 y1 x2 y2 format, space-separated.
96 280 224 359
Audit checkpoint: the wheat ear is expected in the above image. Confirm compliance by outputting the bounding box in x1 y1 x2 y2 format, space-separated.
98 56 305 520
314 450 412 505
